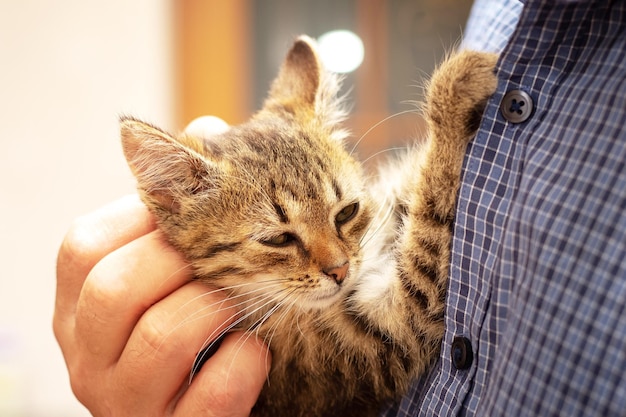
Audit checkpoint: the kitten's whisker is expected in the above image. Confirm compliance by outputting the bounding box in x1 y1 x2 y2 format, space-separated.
361 200 395 249
263 292 299 349
258 290 295 338
295 308 305 339
249 287 298 336
171 281 264 317
224 291 296 388
222 285 290 315
169 282 286 338
360 192 394 247
256 307 294 387
222 288 299 385
184 286 284 355
155 263 195 291
174 277 290 320
349 109 416 156
361 147 406 166
190 281 287 315
190 287 292 380
190 296 274 381
197 286 286 346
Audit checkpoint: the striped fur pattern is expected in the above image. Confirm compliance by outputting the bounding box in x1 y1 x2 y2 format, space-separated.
121 36 497 417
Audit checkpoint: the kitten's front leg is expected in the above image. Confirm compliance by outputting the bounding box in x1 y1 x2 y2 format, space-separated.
419 50 499 233
396 50 498 348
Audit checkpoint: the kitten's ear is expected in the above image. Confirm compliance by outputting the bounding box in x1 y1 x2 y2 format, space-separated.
120 116 218 214
263 35 346 137
265 35 323 110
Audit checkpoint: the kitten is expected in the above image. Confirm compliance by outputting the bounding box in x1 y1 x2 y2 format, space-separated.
121 36 497 417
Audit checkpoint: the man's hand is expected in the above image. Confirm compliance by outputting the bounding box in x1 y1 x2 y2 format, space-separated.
53 117 270 416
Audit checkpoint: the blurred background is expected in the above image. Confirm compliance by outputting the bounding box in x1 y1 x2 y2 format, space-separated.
0 0 471 415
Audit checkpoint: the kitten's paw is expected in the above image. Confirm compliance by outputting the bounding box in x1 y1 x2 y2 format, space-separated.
425 50 498 139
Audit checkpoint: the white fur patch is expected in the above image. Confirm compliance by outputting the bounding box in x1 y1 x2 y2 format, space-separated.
353 254 397 304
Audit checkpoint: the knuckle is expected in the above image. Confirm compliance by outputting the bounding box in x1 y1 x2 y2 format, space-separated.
84 257 128 301
134 307 182 359
68 366 90 402
59 215 102 270
68 360 118 417
66 356 98 408
52 311 68 345
196 372 243 414
76 266 128 328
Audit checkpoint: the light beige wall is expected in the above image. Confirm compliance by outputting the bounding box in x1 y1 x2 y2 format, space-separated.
0 1 174 415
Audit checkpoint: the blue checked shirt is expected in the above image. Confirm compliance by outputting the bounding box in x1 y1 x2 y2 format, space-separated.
382 0 626 415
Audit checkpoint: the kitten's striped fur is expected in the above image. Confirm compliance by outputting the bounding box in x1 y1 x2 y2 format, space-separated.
121 36 497 417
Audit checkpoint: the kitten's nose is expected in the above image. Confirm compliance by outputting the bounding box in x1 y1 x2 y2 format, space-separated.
323 262 349 285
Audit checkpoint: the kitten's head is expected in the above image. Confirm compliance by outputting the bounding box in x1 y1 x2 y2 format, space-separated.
121 36 373 310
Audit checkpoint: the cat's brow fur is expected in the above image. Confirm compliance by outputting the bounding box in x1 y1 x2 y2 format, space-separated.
121 35 498 417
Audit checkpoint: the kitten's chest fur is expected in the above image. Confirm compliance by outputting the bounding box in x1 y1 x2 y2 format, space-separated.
122 36 498 417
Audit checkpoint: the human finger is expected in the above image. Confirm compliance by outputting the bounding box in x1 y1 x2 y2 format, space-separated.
174 332 271 417
54 195 155 351
72 229 193 369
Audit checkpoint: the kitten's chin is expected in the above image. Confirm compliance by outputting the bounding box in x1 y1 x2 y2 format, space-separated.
300 278 355 311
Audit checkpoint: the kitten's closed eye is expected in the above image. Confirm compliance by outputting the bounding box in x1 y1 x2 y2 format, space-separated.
336 202 359 225
262 232 298 247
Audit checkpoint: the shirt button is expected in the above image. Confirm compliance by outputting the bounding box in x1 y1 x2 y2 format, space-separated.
451 336 473 370
500 89 533 123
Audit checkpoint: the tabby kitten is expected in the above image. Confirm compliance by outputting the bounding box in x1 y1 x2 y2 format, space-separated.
121 36 497 417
